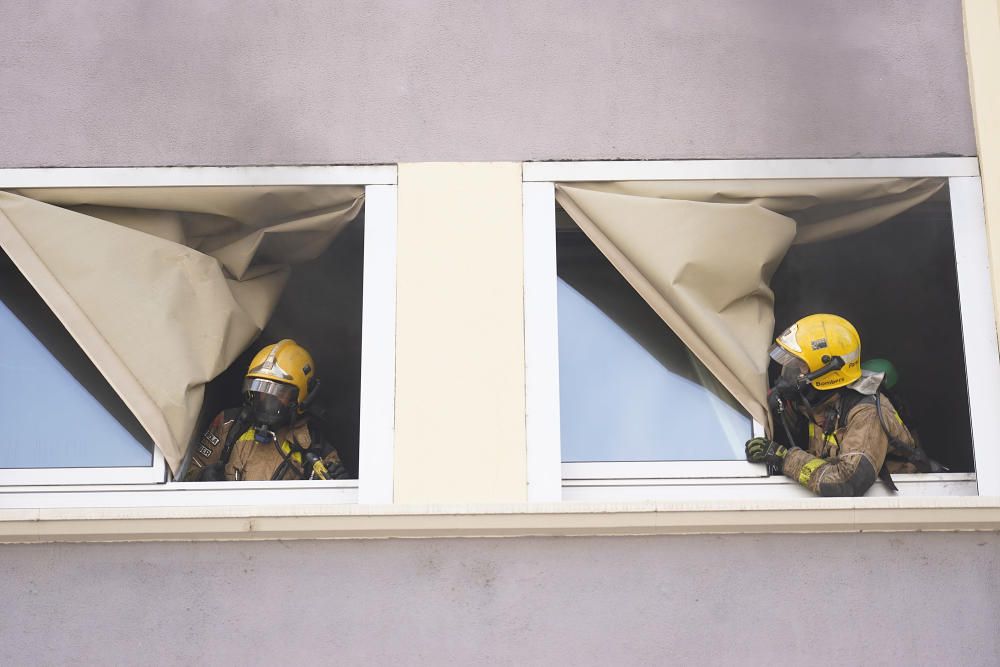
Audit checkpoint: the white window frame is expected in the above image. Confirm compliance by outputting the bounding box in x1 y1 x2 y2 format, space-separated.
523 158 998 501
0 166 397 506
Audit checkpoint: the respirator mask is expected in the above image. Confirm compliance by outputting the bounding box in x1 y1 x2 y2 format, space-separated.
242 377 298 427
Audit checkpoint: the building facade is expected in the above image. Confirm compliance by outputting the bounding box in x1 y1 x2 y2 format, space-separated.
3 1 1000 664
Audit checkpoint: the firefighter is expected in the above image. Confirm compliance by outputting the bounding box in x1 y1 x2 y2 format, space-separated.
744 314 940 496
184 339 351 481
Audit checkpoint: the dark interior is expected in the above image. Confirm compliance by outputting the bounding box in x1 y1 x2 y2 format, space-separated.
195 209 366 478
0 246 155 453
771 187 974 472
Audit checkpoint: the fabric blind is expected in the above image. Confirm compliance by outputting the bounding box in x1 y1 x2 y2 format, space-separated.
555 178 944 434
0 186 363 473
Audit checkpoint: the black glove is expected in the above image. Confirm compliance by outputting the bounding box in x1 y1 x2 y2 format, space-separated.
326 463 350 480
745 437 788 470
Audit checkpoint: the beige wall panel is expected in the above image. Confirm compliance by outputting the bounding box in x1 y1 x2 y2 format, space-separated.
394 163 527 503
964 0 1000 324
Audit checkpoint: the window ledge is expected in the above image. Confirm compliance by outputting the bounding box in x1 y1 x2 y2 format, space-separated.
3 495 1000 543
562 473 978 500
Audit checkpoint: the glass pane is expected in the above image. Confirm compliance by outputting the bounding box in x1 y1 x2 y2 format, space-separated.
0 251 153 469
556 220 751 462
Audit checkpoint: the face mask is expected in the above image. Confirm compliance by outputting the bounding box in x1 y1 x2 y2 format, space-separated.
800 384 825 407
242 378 298 427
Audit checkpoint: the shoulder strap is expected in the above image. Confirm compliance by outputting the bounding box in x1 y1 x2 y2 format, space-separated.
836 391 874 431
219 407 251 466
835 390 900 491
844 390 942 473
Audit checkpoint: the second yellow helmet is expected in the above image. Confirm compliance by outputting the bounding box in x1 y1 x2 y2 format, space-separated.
245 339 317 410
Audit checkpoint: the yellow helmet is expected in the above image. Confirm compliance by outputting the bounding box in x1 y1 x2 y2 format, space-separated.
769 314 861 390
243 339 317 424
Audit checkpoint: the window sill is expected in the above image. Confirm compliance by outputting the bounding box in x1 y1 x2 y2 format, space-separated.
0 479 359 510
563 473 977 501
1 493 998 544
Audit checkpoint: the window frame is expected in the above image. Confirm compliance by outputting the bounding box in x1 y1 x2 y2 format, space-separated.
0 166 397 505
523 158 998 501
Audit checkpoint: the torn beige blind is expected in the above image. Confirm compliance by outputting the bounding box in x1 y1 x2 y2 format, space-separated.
0 186 363 473
555 178 943 434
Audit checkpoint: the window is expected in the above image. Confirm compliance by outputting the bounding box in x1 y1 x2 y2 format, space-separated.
0 167 397 505
523 159 997 501
0 246 162 483
555 211 752 464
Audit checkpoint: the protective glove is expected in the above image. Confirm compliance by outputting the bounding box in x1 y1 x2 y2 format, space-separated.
327 463 351 480
745 437 788 470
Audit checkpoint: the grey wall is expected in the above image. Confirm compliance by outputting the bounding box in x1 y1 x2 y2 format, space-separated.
0 0 974 167
3 533 998 665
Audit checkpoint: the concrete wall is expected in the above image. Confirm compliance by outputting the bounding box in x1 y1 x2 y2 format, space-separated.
0 0 974 167
3 532 998 665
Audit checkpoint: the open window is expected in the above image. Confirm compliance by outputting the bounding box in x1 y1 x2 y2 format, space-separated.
0 168 397 504
771 184 973 474
555 206 752 469
523 160 996 501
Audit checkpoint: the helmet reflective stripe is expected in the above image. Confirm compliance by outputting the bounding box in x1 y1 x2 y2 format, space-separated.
841 348 860 364
776 324 802 353
248 341 294 381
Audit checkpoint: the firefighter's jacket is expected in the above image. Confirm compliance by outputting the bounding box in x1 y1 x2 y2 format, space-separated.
780 388 921 497
184 408 350 481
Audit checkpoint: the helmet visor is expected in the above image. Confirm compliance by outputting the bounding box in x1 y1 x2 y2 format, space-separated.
769 343 801 367
243 378 299 426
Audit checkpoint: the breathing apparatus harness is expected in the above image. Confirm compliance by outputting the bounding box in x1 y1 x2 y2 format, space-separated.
265 426 335 481
868 390 946 473
768 356 946 488
217 380 336 481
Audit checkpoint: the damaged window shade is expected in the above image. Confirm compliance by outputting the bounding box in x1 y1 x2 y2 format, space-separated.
553 177 973 474
0 186 365 480
771 184 974 472
556 207 752 462
0 248 154 468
